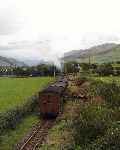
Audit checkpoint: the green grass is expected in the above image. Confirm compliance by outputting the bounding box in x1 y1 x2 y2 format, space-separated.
112 63 120 67
0 77 54 113
0 115 39 150
91 76 120 84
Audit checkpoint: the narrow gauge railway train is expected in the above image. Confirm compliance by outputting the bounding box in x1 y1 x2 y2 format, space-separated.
39 78 68 118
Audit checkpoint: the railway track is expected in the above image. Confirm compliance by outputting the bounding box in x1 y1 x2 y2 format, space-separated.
18 119 55 150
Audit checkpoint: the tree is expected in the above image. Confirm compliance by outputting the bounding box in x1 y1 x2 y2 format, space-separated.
13 67 30 76
64 61 79 73
80 63 90 71
96 63 113 76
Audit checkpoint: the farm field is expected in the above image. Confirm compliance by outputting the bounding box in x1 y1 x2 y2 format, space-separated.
0 77 54 113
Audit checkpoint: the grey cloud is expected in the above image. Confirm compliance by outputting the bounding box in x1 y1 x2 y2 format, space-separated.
0 0 25 35
80 33 120 49
0 40 44 50
0 18 21 35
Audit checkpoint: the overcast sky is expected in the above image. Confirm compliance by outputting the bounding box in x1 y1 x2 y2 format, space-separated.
0 0 120 63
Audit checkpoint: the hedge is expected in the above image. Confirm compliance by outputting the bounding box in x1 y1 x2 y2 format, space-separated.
0 94 39 142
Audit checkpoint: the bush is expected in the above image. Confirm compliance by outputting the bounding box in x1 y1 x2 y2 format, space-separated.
96 63 113 76
72 104 116 148
89 80 120 107
86 122 120 150
0 95 38 140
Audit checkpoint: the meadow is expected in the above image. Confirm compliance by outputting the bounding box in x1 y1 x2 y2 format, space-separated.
0 77 54 113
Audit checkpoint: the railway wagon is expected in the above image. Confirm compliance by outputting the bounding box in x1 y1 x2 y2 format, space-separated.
39 80 68 118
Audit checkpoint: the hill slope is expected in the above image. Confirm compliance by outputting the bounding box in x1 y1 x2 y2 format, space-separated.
0 56 26 67
63 43 120 63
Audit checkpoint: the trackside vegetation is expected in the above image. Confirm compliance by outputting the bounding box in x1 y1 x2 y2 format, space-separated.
89 79 120 107
38 75 120 150
72 77 120 149
0 115 39 150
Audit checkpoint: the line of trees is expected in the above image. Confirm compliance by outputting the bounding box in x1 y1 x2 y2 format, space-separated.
0 64 60 77
1 61 120 77
63 61 120 76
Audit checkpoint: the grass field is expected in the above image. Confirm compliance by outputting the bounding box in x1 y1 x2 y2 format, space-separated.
0 77 54 113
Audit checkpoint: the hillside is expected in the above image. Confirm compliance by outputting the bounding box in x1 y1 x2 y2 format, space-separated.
0 56 26 67
63 43 120 63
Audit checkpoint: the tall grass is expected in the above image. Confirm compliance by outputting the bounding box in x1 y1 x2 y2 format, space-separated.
72 104 116 146
0 115 39 150
89 80 120 107
86 122 120 150
71 78 120 150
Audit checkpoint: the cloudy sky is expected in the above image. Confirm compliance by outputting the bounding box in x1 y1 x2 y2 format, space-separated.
0 0 120 63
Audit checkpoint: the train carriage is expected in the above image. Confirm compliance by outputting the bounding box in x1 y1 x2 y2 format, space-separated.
39 80 68 118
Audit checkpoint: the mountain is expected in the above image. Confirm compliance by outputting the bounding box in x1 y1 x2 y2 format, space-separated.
62 43 120 63
0 56 26 67
24 59 46 66
0 56 52 67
